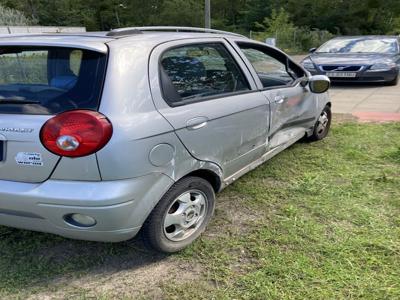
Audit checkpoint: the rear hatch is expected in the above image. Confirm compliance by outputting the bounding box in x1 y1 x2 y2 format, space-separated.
0 44 107 182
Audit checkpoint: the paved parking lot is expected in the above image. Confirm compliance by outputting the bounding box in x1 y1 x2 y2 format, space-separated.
329 82 400 122
330 82 400 113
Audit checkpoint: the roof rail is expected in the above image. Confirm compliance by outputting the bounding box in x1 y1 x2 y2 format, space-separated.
106 28 142 37
106 26 246 38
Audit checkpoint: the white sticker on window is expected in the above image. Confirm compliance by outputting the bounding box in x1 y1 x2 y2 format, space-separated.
15 152 43 166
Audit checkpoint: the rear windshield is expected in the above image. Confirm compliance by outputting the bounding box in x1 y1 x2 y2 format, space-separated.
0 46 107 115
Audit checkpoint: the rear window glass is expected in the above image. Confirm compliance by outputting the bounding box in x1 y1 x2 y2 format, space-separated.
0 46 107 115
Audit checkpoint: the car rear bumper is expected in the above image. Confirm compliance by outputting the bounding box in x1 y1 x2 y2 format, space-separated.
0 173 174 242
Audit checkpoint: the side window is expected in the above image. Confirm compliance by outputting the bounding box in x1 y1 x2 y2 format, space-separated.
160 43 250 105
239 45 298 89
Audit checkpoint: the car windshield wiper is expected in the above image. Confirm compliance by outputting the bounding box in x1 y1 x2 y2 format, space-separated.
0 97 40 104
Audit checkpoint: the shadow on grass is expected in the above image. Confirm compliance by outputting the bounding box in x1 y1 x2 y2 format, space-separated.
0 227 168 293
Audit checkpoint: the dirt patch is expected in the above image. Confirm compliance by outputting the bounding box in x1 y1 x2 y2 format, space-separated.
205 194 266 239
28 241 202 300
28 257 201 299
333 113 358 123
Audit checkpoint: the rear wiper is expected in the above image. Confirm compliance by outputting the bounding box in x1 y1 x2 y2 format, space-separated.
0 98 40 104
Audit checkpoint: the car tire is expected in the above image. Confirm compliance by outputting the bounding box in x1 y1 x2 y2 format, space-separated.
142 176 215 253
307 105 332 141
386 75 399 86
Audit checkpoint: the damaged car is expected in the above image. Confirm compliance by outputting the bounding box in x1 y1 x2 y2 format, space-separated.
0 27 331 252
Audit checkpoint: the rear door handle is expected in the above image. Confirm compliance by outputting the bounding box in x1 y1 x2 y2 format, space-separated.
186 117 209 130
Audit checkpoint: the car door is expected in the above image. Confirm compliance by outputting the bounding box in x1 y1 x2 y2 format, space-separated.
149 39 270 178
230 40 317 149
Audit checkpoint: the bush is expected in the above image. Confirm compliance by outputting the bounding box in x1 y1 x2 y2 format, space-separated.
252 8 334 54
0 5 36 26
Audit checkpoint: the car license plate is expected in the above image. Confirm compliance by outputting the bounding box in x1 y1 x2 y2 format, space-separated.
326 72 357 78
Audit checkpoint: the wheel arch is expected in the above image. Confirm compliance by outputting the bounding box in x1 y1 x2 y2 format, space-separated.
182 169 222 193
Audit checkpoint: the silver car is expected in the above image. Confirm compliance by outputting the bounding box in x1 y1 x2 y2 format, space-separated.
0 27 331 253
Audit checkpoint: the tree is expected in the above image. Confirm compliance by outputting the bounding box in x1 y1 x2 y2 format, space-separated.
0 4 35 25
157 0 203 27
0 0 399 37
255 7 295 37
210 0 246 32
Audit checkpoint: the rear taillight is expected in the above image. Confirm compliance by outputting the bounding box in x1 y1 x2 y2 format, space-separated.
40 110 113 157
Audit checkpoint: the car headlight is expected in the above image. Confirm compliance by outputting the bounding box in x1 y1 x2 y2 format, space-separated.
301 60 316 70
369 62 397 71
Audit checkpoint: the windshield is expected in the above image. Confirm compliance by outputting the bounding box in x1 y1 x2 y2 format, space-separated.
317 38 398 54
0 46 107 115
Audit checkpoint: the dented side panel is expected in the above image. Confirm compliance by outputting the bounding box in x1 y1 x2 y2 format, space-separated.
148 38 270 178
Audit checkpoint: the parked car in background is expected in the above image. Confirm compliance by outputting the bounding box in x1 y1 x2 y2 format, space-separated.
0 27 331 253
301 36 400 85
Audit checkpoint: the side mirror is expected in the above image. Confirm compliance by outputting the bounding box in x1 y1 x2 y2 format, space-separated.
309 47 317 53
309 75 330 94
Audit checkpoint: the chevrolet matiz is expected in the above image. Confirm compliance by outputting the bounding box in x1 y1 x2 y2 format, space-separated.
0 27 331 253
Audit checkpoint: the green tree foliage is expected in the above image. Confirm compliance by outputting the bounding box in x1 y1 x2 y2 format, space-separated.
0 4 35 25
209 0 246 32
284 0 400 35
255 8 296 37
0 0 398 50
253 8 333 53
391 17 400 35
157 0 203 27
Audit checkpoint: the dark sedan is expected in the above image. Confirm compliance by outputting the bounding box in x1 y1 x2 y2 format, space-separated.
301 36 400 85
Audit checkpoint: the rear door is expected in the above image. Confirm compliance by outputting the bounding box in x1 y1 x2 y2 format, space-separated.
149 38 270 177
231 41 317 149
0 45 107 182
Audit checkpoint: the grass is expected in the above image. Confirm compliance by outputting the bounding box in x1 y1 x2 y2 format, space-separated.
0 121 399 299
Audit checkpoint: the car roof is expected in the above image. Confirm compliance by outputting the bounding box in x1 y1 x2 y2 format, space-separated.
0 27 250 53
0 33 112 53
332 35 399 40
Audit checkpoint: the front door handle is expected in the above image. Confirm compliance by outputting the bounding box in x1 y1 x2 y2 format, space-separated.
186 117 209 130
274 95 287 104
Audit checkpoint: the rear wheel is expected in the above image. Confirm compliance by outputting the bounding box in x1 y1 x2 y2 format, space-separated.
142 176 215 253
308 105 332 141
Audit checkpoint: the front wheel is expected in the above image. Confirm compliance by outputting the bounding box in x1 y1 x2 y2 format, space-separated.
142 176 215 253
307 105 332 141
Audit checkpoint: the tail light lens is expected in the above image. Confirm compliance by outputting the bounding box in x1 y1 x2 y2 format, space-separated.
40 110 113 157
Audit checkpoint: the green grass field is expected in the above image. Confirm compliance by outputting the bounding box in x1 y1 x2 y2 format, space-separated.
0 121 399 299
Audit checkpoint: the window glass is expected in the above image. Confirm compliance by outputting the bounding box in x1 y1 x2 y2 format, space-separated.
70 50 83 75
239 47 294 88
0 50 48 84
317 38 398 54
0 47 107 115
161 43 249 104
